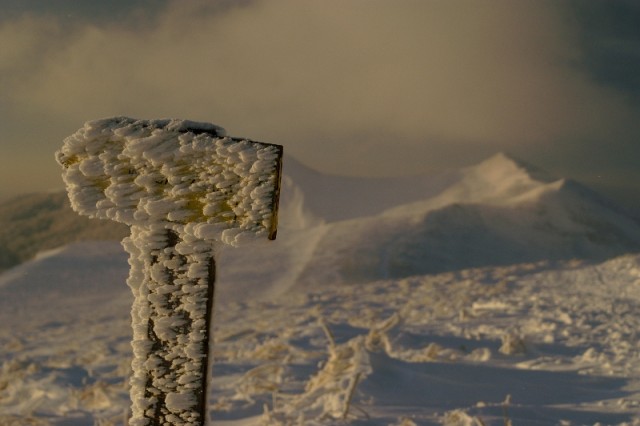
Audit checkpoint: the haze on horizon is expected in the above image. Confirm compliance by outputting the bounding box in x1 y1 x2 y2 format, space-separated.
1 0 640 216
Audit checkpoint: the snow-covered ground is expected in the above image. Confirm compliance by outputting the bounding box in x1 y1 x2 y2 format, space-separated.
2 153 640 425
1 242 640 425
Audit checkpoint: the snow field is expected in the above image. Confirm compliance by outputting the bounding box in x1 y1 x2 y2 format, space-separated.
2 243 640 425
210 254 640 425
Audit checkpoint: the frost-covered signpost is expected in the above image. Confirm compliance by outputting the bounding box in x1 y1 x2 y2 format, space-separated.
56 117 283 425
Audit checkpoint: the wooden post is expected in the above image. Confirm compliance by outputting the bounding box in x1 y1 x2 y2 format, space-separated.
56 117 283 425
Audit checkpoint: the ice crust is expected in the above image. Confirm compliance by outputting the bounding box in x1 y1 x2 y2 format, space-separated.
122 225 215 425
55 117 282 425
55 116 282 246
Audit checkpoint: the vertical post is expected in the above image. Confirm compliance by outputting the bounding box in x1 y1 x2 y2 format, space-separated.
124 225 215 424
56 117 283 425
203 246 216 420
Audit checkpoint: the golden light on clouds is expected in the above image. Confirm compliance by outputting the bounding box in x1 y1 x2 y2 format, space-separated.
1 0 639 203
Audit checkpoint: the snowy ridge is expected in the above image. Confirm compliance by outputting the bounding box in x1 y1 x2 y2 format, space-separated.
278 155 460 224
6 152 638 284
220 153 640 292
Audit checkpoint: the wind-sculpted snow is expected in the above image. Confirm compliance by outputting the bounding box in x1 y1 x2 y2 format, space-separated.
2 244 640 424
55 117 283 425
122 225 214 425
56 117 282 245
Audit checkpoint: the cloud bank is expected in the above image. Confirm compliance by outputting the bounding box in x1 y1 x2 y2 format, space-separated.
1 0 639 208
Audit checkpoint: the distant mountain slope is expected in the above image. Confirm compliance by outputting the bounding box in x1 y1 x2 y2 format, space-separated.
2 153 640 287
0 155 457 271
220 153 640 291
0 192 127 271
280 156 460 224
293 154 640 285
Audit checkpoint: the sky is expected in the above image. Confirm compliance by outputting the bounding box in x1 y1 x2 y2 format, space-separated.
1 0 640 216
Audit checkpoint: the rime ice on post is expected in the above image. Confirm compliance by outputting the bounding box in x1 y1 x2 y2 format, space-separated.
55 117 283 425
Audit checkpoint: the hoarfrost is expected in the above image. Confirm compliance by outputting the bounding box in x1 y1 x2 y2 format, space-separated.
56 116 282 245
56 117 283 425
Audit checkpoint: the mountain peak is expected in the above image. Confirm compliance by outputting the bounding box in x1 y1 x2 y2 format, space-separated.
425 152 560 207
472 152 555 184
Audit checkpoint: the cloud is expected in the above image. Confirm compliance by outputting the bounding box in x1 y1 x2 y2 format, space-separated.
1 0 639 186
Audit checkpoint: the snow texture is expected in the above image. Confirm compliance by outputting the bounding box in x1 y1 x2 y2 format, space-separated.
5 152 640 424
55 117 283 425
122 225 214 425
55 116 282 246
2 242 640 425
